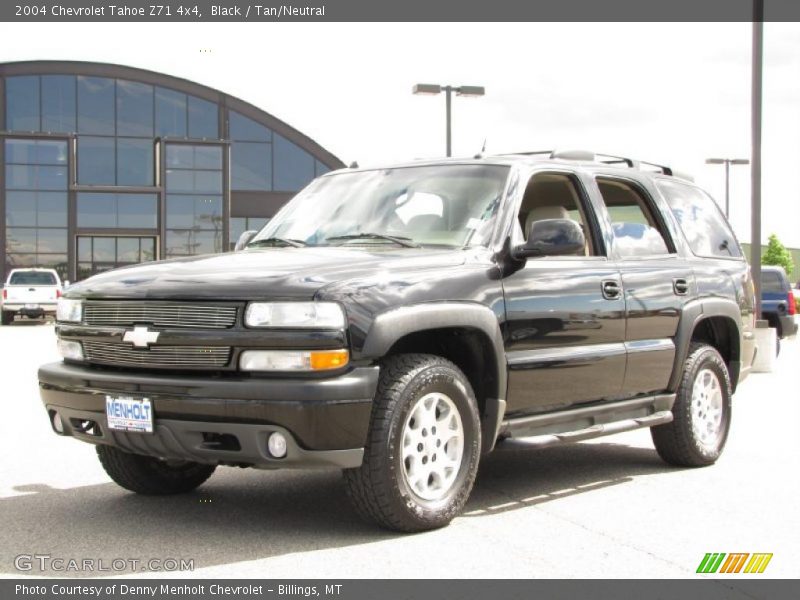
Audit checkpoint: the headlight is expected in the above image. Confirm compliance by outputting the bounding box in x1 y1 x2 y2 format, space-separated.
245 302 345 328
57 339 84 361
240 349 349 372
56 298 82 323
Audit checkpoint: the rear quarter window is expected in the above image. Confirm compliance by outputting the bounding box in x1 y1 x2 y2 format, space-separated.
656 179 742 259
761 271 786 294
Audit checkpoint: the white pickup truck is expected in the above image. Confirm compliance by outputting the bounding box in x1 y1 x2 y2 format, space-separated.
1 268 63 325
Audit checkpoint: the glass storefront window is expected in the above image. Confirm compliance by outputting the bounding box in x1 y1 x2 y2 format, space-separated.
77 76 115 135
116 138 154 186
41 75 76 133
155 87 187 137
77 193 157 229
116 80 154 137
232 142 271 190
230 111 271 142
77 136 115 185
5 76 39 131
188 96 218 138
273 133 315 191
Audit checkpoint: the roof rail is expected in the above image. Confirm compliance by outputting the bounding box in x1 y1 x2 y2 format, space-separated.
496 149 675 177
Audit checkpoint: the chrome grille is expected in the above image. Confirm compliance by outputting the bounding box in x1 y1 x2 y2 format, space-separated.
83 302 237 329
83 341 231 368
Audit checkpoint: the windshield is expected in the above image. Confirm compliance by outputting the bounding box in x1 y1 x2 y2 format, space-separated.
249 164 509 249
9 271 58 285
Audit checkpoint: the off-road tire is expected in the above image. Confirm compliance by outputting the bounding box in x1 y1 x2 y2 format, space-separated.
96 445 216 495
651 343 732 467
343 354 481 532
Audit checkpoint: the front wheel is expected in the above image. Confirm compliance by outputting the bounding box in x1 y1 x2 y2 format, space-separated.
343 354 481 532
96 445 216 495
651 343 732 467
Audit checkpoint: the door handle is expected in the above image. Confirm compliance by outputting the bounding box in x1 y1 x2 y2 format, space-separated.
673 278 689 296
601 279 622 300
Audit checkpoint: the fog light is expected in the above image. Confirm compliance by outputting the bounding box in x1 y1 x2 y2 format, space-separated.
268 432 287 458
51 411 64 434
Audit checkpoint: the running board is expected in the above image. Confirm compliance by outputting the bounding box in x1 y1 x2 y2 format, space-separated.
497 410 673 450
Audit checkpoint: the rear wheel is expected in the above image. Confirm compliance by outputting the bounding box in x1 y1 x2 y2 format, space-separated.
1 311 13 326
651 343 732 467
343 354 481 532
96 445 216 495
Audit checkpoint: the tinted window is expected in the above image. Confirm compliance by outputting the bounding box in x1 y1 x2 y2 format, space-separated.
116 80 154 136
9 271 57 285
597 179 670 257
315 160 330 177
6 76 40 131
41 75 76 132
232 142 271 190
77 77 115 134
187 96 218 138
273 134 314 191
77 193 157 229
761 271 785 294
117 138 153 185
657 179 743 259
78 136 115 185
155 87 187 137
230 111 271 142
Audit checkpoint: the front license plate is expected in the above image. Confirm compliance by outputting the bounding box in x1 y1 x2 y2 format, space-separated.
105 396 153 433
25 303 39 309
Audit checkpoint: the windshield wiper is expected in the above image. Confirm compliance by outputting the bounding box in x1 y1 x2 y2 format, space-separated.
247 237 307 248
325 233 421 248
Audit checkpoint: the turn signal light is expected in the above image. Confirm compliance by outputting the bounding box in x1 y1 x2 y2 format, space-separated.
309 349 350 371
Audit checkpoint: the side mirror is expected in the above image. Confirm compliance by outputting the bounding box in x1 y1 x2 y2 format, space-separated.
513 218 585 259
234 230 258 251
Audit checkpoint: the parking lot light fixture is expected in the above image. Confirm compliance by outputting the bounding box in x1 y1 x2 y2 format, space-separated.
705 157 750 218
413 83 486 157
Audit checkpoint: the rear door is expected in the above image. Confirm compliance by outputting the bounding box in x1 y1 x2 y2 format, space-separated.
592 176 691 396
502 168 626 416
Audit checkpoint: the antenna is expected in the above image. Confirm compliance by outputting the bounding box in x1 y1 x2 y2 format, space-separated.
474 138 487 159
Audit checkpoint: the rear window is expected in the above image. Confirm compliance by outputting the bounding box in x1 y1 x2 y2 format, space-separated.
761 271 786 294
8 271 58 286
657 179 742 259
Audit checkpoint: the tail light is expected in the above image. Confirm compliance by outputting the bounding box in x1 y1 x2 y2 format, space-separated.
789 290 797 316
56 289 62 299
2 289 6 300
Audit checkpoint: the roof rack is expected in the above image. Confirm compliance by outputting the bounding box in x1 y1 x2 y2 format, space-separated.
498 149 674 176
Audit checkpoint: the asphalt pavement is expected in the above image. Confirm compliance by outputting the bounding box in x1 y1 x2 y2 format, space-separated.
0 319 797 578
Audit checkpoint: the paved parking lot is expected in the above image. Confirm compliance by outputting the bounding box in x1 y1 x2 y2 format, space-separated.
0 319 797 578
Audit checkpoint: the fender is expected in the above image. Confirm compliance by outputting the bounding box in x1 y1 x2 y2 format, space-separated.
361 302 508 452
669 297 744 392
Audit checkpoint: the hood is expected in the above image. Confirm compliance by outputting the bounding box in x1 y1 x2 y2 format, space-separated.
66 247 468 300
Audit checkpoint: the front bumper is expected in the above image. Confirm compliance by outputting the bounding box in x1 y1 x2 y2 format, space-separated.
39 361 379 469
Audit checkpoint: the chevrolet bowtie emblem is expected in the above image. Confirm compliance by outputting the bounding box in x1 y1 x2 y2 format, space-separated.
123 326 160 348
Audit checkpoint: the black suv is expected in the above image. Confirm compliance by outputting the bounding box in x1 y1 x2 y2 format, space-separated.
39 150 757 532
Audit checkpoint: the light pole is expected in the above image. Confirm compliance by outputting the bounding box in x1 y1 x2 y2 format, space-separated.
413 83 485 157
705 157 749 218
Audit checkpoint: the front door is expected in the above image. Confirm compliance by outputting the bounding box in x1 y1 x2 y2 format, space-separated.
502 171 626 416
76 236 157 280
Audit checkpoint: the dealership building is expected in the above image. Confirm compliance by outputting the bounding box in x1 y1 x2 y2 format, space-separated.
0 61 343 282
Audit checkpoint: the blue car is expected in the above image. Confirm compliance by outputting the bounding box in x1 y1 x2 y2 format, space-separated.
760 265 798 354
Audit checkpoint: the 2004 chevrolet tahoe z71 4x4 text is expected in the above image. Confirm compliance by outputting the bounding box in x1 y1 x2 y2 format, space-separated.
39 149 757 531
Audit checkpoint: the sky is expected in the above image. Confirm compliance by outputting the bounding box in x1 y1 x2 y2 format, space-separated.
1 21 798 247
